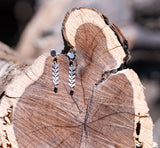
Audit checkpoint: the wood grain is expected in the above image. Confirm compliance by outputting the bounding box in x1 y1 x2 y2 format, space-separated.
0 7 153 148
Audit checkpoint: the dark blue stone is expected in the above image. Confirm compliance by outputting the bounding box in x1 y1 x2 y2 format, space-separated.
50 49 56 57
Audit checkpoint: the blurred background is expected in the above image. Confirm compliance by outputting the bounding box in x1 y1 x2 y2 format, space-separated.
0 0 159 146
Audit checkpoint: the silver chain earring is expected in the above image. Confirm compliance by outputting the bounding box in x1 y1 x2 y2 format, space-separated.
50 49 59 93
67 51 76 96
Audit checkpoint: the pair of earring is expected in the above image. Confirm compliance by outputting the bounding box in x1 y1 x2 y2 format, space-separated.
50 49 76 96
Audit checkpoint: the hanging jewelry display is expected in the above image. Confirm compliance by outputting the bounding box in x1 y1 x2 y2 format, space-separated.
67 51 76 96
50 49 59 93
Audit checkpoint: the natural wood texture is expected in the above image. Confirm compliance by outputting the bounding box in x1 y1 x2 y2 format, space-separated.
0 7 153 148
16 0 160 60
0 42 31 97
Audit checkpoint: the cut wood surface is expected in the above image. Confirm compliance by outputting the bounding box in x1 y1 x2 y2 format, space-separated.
0 7 153 148
16 0 160 60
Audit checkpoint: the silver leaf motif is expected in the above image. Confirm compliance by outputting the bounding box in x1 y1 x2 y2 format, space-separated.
52 77 59 81
52 72 59 77
69 66 75 71
69 75 75 79
69 83 75 88
69 71 75 75
52 68 59 73
69 79 75 84
69 65 75 89
52 63 59 86
52 64 59 69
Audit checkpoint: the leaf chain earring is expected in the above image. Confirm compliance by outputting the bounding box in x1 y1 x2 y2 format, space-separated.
50 49 59 93
67 51 76 96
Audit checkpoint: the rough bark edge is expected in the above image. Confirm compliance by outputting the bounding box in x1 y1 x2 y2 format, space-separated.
0 7 153 147
0 57 153 148
0 53 48 148
119 69 153 148
110 24 130 67
0 96 18 148
0 63 25 100
61 7 128 73
0 42 31 98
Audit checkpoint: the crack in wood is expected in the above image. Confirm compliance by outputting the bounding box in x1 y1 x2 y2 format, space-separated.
79 126 84 148
78 86 95 147
80 74 86 105
0 91 5 101
136 121 141 136
95 69 118 86
95 51 131 87
135 113 144 148
71 95 82 114
3 7 152 148
2 106 13 125
3 94 18 99
62 81 82 114
56 132 75 148
24 70 35 82
86 125 112 143
87 111 134 126
1 130 12 148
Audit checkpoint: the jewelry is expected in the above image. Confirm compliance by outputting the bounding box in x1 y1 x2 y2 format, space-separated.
50 49 59 93
67 51 76 96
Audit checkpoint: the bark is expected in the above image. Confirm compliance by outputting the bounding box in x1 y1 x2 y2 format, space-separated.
0 7 153 148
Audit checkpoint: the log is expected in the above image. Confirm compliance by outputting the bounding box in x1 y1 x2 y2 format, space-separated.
0 42 31 97
16 0 160 60
0 7 153 148
17 0 73 59
16 0 135 59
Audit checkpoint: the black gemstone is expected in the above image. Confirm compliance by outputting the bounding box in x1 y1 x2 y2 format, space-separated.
54 87 58 93
70 90 74 96
69 61 73 66
54 57 57 62
50 49 56 57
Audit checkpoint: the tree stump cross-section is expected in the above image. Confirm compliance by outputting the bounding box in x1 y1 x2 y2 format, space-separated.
0 7 153 148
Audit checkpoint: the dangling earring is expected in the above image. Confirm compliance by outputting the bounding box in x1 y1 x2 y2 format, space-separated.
67 51 76 96
50 49 59 93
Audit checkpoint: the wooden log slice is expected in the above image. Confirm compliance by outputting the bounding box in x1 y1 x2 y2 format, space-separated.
0 42 31 99
0 7 153 148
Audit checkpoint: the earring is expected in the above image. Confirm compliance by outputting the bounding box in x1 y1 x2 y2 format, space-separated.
50 49 59 93
67 51 76 96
